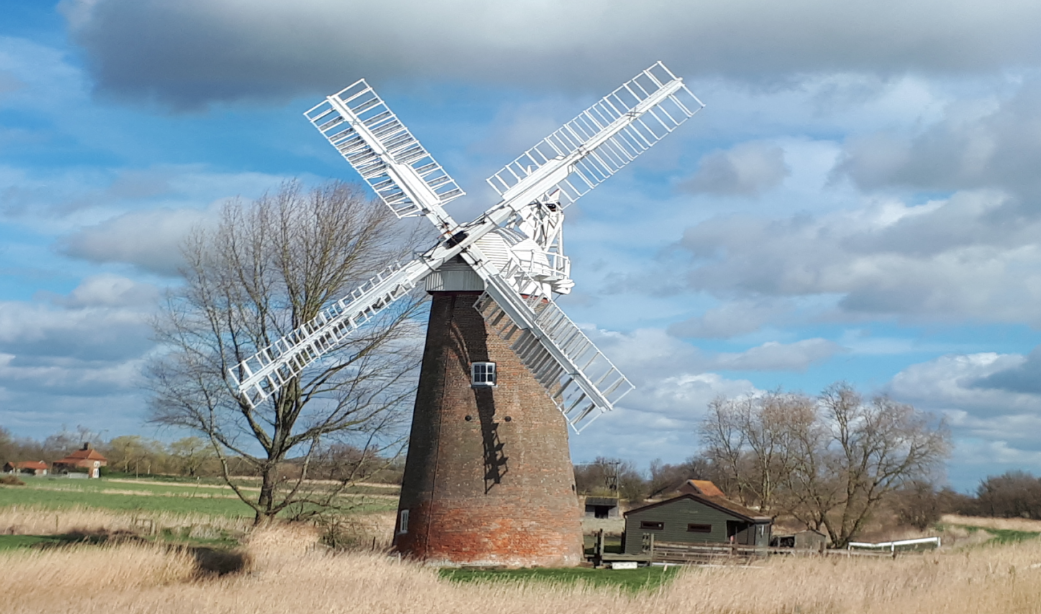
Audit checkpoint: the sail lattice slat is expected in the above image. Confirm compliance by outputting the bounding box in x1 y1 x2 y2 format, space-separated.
486 61 703 209
474 265 633 432
228 262 421 408
305 80 465 218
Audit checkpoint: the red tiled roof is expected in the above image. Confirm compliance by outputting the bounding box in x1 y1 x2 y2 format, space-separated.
54 447 108 466
57 448 107 462
684 479 725 497
10 461 48 470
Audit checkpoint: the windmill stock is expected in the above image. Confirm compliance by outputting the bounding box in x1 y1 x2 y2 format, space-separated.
229 62 703 566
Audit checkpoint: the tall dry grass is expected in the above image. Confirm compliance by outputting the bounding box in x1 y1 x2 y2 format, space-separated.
5 523 1041 614
0 506 251 537
943 514 1041 533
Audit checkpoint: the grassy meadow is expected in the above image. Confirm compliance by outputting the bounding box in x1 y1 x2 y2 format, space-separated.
0 475 399 517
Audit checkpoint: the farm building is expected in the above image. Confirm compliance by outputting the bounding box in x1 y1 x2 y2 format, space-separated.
623 492 772 554
773 529 828 551
3 460 48 476
53 444 107 478
583 496 621 519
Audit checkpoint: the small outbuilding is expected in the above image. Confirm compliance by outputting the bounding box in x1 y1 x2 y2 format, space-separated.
3 460 48 476
772 529 827 550
623 492 772 554
583 496 621 519
53 444 107 478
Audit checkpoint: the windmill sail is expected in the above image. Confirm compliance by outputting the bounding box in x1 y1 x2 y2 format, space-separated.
473 263 633 432
305 80 463 223
232 63 701 423
486 61 703 209
228 260 427 407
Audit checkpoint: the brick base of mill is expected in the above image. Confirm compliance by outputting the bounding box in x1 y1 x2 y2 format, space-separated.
392 291 584 567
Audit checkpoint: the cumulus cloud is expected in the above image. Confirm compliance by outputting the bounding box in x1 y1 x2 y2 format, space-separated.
589 327 843 386
0 299 152 363
886 350 1041 480
834 76 1041 199
889 352 1041 419
682 142 789 197
572 370 760 466
972 345 1041 395
668 300 781 339
52 274 160 308
674 190 1041 325
715 338 844 371
60 0 1041 108
59 206 215 275
0 275 157 401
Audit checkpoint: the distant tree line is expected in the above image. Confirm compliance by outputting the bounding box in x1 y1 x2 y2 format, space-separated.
0 425 403 484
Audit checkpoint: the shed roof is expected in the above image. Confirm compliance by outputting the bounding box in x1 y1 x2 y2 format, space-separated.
625 493 771 523
678 479 725 497
6 460 48 470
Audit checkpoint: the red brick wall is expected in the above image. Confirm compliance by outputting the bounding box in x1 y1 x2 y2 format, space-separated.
394 292 584 567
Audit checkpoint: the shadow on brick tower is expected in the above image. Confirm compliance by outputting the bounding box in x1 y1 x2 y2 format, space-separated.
392 282 584 567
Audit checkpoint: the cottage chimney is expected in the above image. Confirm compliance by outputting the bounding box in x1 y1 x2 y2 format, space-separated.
82 442 89 451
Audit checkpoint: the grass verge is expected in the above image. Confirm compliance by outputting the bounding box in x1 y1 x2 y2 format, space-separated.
439 566 681 593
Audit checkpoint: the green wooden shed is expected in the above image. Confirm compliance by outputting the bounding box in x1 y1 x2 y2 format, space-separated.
623 493 772 554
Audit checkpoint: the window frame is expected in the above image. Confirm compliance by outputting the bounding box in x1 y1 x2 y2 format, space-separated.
397 509 409 535
640 520 664 531
471 362 497 387
687 523 712 533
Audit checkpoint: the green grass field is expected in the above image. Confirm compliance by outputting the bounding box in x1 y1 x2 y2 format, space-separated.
0 534 71 551
944 523 1041 545
0 476 398 518
439 566 681 593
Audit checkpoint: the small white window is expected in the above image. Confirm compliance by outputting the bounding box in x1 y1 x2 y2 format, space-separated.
398 509 409 535
471 362 497 387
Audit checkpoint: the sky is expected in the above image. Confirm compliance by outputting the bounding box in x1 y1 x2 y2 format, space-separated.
3 0 1041 491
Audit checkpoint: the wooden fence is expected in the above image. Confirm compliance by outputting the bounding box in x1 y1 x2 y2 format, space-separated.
643 537 894 565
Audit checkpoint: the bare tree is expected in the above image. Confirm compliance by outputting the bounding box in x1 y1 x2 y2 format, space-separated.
574 457 647 501
699 383 951 546
821 384 951 546
701 391 811 513
975 470 1041 519
168 436 217 477
148 181 425 524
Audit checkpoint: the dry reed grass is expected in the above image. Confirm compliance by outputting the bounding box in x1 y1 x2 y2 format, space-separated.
943 514 1041 533
0 505 250 537
4 523 1041 614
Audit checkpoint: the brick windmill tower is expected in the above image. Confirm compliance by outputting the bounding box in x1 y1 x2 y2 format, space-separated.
229 62 703 566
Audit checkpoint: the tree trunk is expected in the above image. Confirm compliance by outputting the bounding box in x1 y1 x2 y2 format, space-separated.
256 464 278 525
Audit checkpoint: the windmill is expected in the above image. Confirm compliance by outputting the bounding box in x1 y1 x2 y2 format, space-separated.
229 62 703 566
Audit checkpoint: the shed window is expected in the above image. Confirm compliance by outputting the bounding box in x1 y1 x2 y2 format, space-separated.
640 521 664 531
471 362 497 387
397 509 409 535
687 523 712 533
